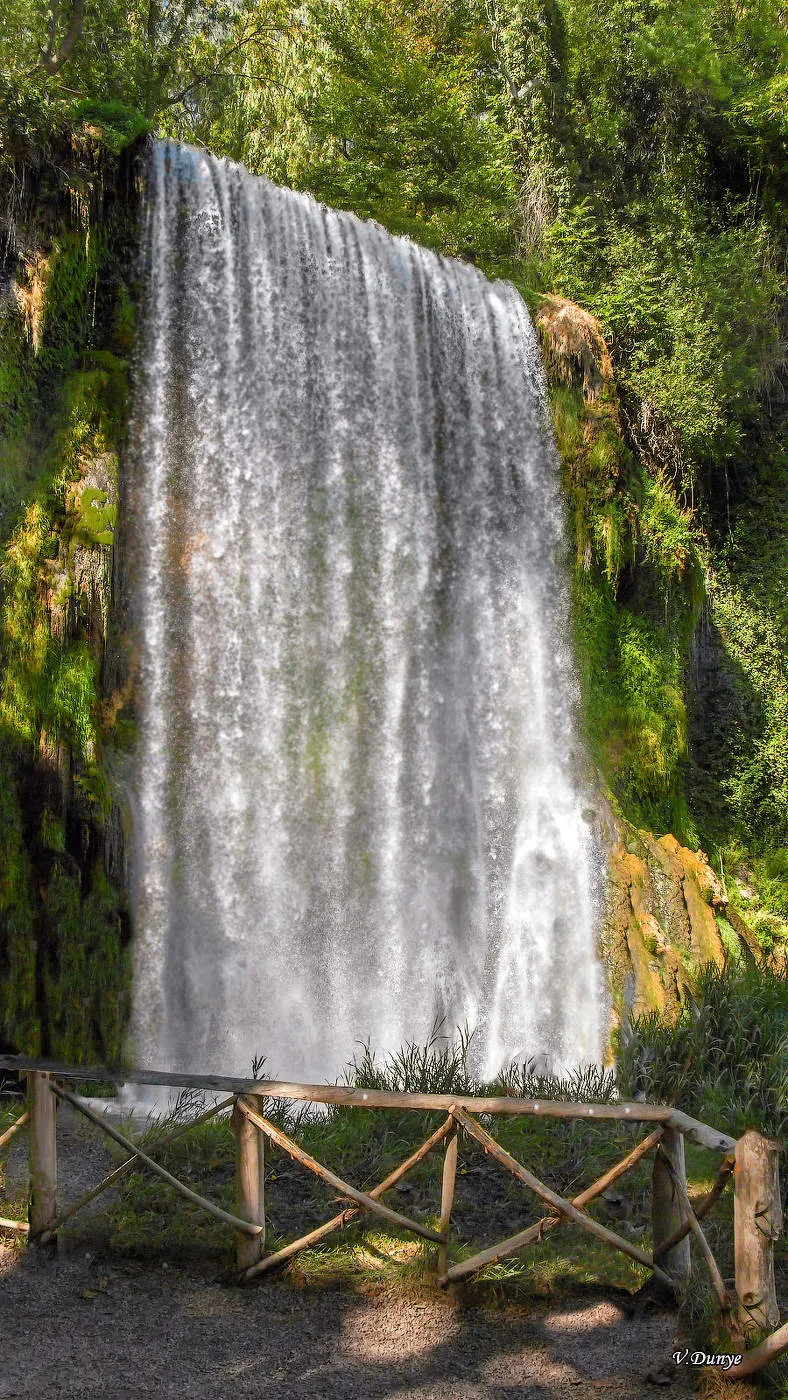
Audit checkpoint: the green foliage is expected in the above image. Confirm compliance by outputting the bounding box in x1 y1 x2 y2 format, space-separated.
491 0 574 245
205 0 518 261
759 850 788 920
720 842 788 952
617 962 788 1148
572 569 694 834
554 213 782 475
535 0 787 484
637 469 705 606
0 0 272 138
43 867 130 1063
348 1024 477 1097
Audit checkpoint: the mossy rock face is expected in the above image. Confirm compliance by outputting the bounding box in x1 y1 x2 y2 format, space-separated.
539 293 704 844
68 451 118 643
0 136 139 1062
607 844 672 1019
601 818 737 1036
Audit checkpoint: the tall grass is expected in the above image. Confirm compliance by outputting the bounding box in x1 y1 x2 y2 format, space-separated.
617 962 788 1147
345 1020 618 1104
346 1022 476 1096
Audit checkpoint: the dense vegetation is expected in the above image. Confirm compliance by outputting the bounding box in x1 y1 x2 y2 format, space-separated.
0 1 786 1058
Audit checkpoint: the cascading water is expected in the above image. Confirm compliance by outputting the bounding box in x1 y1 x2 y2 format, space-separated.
127 140 603 1084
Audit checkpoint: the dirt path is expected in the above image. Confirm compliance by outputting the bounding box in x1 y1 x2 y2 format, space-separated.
1 1242 704 1400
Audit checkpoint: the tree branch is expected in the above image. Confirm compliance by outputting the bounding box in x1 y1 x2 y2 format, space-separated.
40 0 86 76
159 20 285 111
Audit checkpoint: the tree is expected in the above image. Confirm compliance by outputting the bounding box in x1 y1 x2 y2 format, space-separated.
0 0 288 130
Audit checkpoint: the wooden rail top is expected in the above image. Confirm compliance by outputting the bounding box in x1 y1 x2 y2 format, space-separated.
0 1054 736 1153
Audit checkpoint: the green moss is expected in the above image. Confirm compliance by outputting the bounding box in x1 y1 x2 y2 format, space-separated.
550 384 585 462
40 807 66 852
0 315 35 437
45 643 98 760
67 100 150 155
571 567 694 834
545 356 714 846
0 500 51 748
0 747 40 1053
0 508 102 768
0 149 134 1060
586 420 624 478
74 487 117 548
43 867 130 1064
716 915 743 965
74 761 113 818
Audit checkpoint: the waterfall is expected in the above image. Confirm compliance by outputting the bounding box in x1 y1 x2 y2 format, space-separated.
126 140 603 1084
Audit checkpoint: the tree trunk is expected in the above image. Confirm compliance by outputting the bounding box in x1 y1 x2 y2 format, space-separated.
40 0 86 75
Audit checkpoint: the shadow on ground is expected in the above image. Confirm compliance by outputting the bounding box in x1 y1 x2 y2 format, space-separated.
0 1236 713 1400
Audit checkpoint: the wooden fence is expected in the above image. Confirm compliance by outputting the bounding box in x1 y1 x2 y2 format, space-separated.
0 1054 784 1379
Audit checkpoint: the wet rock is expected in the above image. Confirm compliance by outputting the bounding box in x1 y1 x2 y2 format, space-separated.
602 818 737 1030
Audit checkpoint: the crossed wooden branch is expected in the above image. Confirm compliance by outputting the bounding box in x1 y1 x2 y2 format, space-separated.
234 1100 677 1288
0 1111 31 1233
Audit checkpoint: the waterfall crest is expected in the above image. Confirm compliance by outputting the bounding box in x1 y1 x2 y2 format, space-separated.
127 140 603 1082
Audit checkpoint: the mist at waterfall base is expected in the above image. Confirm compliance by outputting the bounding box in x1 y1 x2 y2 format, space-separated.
126 140 603 1091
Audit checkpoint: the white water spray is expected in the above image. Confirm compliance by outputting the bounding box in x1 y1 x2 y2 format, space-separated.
127 140 602 1083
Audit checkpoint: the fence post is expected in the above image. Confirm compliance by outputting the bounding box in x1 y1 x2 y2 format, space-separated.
437 1125 458 1276
254 1094 266 1253
232 1096 265 1272
27 1072 57 1245
734 1130 782 1334
652 1130 691 1288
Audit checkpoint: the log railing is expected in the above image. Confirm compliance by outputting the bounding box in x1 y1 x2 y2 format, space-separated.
0 1054 783 1378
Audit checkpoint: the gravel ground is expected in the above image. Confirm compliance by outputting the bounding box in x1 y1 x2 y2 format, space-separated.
0 1106 731 1400
0 1244 706 1400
